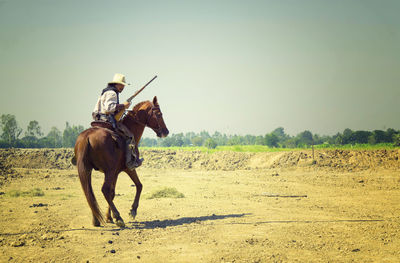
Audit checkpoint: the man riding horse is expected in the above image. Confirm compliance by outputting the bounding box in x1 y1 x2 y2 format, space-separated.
72 74 168 227
92 73 142 169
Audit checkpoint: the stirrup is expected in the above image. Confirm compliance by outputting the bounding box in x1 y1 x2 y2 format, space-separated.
126 161 136 170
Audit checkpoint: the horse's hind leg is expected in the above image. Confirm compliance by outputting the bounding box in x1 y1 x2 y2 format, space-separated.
102 172 125 228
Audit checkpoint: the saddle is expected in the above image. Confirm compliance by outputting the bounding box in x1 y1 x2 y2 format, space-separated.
90 121 127 149
91 121 114 130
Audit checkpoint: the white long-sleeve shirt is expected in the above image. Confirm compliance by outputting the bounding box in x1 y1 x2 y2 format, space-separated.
92 90 119 119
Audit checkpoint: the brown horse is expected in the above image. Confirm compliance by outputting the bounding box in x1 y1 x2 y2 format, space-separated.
73 96 169 227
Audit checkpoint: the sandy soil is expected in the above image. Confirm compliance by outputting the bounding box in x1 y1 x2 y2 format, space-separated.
0 149 400 262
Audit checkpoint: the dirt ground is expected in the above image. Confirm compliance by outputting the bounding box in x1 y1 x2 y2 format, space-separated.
0 149 400 262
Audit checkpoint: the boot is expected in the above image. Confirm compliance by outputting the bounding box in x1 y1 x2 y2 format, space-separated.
125 138 143 170
129 143 143 168
125 146 137 170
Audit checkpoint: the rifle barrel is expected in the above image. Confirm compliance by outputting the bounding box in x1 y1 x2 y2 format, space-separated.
127 75 157 102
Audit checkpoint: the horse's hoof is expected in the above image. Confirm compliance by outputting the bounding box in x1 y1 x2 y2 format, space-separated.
93 218 101 227
116 219 125 228
106 218 114 224
129 210 137 220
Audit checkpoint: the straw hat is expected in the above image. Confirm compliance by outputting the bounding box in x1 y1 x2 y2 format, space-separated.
108 73 130 86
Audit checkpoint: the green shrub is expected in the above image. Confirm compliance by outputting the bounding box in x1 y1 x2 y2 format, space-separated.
393 134 400 147
8 188 44 197
147 187 185 199
204 138 217 149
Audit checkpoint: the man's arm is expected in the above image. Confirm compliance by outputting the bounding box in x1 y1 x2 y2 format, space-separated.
102 91 131 114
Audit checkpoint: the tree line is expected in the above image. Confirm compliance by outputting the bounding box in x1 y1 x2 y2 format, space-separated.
1 114 399 148
141 127 400 148
0 114 84 148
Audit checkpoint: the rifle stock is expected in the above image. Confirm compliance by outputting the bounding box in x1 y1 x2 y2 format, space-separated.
115 75 157 121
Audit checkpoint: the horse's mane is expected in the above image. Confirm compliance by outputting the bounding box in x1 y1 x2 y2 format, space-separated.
122 101 153 123
132 100 153 113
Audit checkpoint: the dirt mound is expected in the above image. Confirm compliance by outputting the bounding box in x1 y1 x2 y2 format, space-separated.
1 148 75 170
141 149 254 170
270 149 400 172
0 149 20 186
0 148 399 172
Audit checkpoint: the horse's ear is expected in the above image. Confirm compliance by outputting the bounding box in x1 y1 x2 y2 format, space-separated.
153 96 158 105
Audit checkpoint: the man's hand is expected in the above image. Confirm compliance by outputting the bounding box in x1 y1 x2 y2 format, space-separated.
123 101 131 109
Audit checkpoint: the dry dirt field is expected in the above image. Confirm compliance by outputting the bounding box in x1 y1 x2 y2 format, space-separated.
0 148 399 262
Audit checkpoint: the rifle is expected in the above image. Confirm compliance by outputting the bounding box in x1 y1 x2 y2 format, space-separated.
115 75 157 121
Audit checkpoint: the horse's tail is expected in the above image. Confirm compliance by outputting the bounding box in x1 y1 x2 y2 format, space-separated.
76 135 105 225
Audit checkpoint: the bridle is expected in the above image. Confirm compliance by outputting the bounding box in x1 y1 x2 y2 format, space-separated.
128 105 164 135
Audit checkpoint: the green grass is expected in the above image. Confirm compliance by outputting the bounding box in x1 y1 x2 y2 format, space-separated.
141 145 296 153
58 194 75 200
7 188 44 198
141 143 398 153
314 143 397 150
146 187 185 199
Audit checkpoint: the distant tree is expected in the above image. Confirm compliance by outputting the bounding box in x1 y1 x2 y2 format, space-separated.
372 130 386 144
191 136 203 147
272 127 285 138
212 131 228 146
255 135 265 145
296 130 313 147
204 138 217 149
270 127 291 147
265 133 279 147
20 120 44 147
184 132 196 145
25 120 43 138
62 122 84 147
199 130 211 142
46 126 62 148
0 114 22 146
159 136 173 147
385 128 396 143
393 134 400 147
312 134 323 145
227 135 242 145
333 133 343 145
172 133 184 147
140 137 157 147
368 134 376 145
242 135 252 145
352 130 371 144
283 137 299 148
342 128 353 144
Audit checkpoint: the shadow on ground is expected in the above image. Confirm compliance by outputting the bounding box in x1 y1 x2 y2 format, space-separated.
0 213 251 236
128 213 251 229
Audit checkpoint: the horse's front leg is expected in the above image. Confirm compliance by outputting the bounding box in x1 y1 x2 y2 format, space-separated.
125 169 143 220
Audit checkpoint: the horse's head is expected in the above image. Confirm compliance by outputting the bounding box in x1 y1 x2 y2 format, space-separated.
124 96 169 138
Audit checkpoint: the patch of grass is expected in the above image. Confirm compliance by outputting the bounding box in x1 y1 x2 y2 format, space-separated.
213 145 296 153
315 143 396 150
59 194 75 200
141 145 295 153
7 188 44 198
146 187 185 199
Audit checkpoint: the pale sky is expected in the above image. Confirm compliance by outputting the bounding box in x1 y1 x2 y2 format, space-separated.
0 0 399 138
